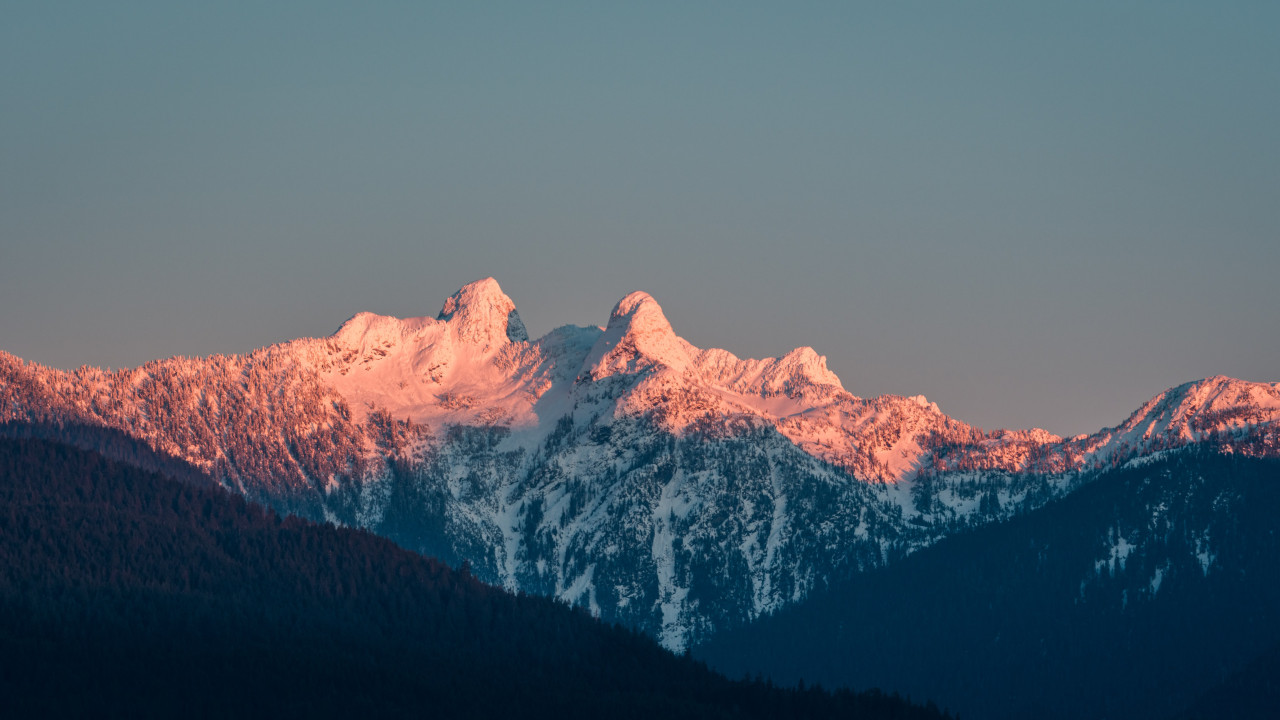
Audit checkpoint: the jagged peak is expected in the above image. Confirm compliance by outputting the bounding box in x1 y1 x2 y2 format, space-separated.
606 291 674 338
437 277 528 347
582 291 694 379
779 346 837 375
763 346 845 394
330 311 426 347
907 394 940 413
781 346 820 362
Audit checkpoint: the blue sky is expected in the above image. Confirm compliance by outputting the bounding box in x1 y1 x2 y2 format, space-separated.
2 1 1277 436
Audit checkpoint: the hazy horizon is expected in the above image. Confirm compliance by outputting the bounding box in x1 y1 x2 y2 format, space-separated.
3 2 1278 437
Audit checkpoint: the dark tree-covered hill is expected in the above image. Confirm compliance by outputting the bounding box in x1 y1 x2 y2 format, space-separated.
0 420 216 488
0 435 946 719
697 446 1280 720
1179 639 1280 720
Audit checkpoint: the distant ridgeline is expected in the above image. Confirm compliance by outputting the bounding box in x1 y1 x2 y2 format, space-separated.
0 434 948 719
1 277 1277 651
696 444 1280 720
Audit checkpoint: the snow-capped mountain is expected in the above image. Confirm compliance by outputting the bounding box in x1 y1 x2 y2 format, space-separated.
2 278 1276 649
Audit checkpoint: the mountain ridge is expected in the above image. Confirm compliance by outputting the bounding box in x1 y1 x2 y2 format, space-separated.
0 435 950 720
695 444 1280 720
1 277 1275 648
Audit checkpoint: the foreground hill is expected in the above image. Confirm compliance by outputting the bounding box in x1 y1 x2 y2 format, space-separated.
0 435 944 719
1179 639 1280 719
2 278 1276 648
696 445 1280 720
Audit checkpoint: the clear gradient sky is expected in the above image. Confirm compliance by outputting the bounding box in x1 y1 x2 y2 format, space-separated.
2 2 1277 438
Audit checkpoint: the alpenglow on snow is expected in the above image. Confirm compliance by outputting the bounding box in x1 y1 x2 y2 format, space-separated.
2 278 1277 649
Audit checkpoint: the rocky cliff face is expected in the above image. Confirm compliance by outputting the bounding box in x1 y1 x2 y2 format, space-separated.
3 278 1277 649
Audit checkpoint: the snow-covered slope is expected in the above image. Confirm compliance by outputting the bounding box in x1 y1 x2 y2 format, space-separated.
2 278 1276 649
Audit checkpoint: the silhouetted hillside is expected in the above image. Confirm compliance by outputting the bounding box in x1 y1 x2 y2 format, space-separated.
1180 640 1280 720
0 435 946 719
697 446 1280 720
0 420 215 488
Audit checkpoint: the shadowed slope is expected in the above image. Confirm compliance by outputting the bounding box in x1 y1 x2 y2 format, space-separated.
696 445 1280 719
0 435 947 719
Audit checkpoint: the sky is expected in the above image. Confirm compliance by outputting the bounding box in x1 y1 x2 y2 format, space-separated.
2 1 1277 438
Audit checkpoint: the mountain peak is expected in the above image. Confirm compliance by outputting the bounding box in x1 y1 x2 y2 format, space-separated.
582 291 694 379
607 291 672 336
754 345 846 399
437 278 528 347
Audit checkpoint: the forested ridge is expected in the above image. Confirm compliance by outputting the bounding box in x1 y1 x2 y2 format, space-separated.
698 446 1280 720
0 435 947 719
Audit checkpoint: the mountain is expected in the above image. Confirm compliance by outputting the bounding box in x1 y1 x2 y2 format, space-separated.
2 278 1276 648
695 444 1280 720
1180 639 1280 720
0 434 949 719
